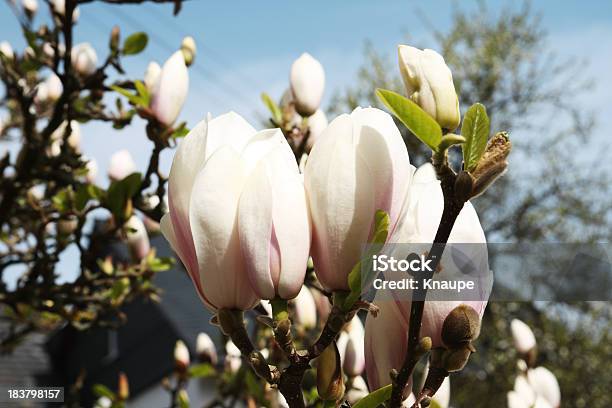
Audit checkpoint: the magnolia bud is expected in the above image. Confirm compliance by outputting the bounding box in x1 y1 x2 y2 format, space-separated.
94 397 111 408
51 0 80 22
441 304 481 349
117 372 129 400
527 367 560 408
108 149 136 181
174 339 190 371
316 341 344 401
398 45 460 130
57 216 78 236
510 319 537 355
225 340 242 373
110 26 120 51
85 158 98 184
181 36 196 66
0 41 14 59
471 132 511 197
305 109 328 153
292 286 317 329
36 73 63 105
144 61 161 94
71 43 97 76
150 51 188 125
124 215 150 261
345 376 369 404
22 0 38 18
196 332 217 365
290 53 325 117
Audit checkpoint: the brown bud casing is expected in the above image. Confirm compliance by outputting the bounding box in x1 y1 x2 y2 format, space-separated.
441 304 481 348
316 341 345 401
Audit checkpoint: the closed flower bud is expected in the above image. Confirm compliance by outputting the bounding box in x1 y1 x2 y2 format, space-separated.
124 216 150 261
57 216 78 236
527 367 560 408
398 45 460 130
337 315 365 377
110 26 120 51
471 132 511 197
22 0 38 17
316 341 344 401
71 43 97 76
290 53 325 117
51 0 80 22
225 340 242 373
85 158 98 184
292 286 317 329
94 396 112 408
345 375 369 404
0 41 14 59
47 120 80 156
36 73 63 105
174 339 190 371
108 149 136 181
150 51 189 126
304 107 412 290
196 332 217 365
441 304 482 349
511 319 537 355
305 109 328 153
181 36 196 66
117 372 129 401
144 61 161 94
177 389 189 407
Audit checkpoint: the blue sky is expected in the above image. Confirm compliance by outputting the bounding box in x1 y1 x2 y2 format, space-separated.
1 0 611 284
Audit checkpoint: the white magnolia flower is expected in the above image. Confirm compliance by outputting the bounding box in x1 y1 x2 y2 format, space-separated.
22 0 38 15
71 43 97 76
51 0 80 22
0 41 14 59
174 339 190 368
150 51 189 126
398 45 460 130
108 149 136 181
225 340 242 373
511 319 537 354
144 61 161 94
196 332 217 365
48 120 80 156
290 53 325 117
36 73 63 104
291 286 317 329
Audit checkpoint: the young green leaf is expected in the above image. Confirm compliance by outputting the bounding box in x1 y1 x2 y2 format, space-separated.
110 85 145 106
352 384 392 408
122 32 148 55
188 363 215 378
106 173 142 221
92 384 115 399
461 103 490 171
134 80 150 106
261 92 283 125
345 210 390 310
376 88 442 151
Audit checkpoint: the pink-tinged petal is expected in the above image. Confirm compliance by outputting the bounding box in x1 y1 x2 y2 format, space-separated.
189 146 259 310
365 297 411 396
238 159 276 300
168 119 209 287
305 114 376 290
161 214 215 310
150 50 188 126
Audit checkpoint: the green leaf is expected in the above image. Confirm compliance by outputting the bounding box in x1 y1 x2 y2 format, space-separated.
261 92 283 125
134 80 150 106
106 173 142 221
188 363 215 378
376 88 442 151
352 384 392 408
52 187 74 212
148 256 175 272
110 85 145 106
345 210 390 310
122 32 148 55
461 103 490 171
429 400 442 408
92 384 115 399
171 122 190 138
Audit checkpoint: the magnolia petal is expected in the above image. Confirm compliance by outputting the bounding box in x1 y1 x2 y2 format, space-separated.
305 114 376 290
238 159 276 300
205 111 256 162
240 128 286 175
189 146 258 310
151 50 188 126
